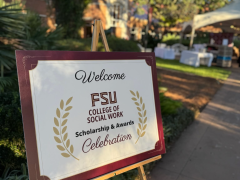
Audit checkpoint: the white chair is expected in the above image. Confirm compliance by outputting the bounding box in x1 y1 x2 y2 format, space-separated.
171 43 188 53
171 43 188 58
174 49 181 57
193 44 206 52
137 44 152 52
171 43 188 52
157 43 166 48
199 48 206 53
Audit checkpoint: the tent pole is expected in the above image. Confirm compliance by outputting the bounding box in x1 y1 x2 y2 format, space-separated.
189 27 195 49
179 31 183 44
189 16 196 49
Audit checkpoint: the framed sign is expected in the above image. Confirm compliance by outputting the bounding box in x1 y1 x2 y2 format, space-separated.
16 50 165 180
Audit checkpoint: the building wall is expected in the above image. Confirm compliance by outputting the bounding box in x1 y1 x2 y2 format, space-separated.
107 0 129 39
23 0 130 39
24 0 56 31
25 0 47 15
83 0 129 39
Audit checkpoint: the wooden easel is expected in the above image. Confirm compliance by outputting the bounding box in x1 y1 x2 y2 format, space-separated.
91 19 162 180
91 19 110 52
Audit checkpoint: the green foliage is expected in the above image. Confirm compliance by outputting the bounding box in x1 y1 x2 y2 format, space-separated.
0 163 28 180
0 4 26 41
48 0 91 38
0 4 28 92
162 33 180 43
194 0 231 13
161 33 210 46
107 36 141 52
156 58 231 80
159 92 182 116
0 92 26 169
0 9 64 92
163 107 194 147
234 39 240 48
24 11 64 50
56 37 141 52
153 0 198 27
109 169 138 180
142 31 161 50
0 76 16 92
134 0 231 28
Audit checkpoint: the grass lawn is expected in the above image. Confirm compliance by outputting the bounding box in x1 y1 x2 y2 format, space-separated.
156 58 231 80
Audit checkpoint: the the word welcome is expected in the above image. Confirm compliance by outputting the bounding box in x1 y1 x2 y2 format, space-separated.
75 69 126 83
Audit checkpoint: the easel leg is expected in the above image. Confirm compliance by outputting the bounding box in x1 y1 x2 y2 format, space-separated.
91 20 100 51
91 19 110 52
138 165 147 180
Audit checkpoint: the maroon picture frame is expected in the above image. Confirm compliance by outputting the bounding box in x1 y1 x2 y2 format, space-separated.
16 50 166 180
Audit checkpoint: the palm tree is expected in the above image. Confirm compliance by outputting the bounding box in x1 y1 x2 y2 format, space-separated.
0 4 27 92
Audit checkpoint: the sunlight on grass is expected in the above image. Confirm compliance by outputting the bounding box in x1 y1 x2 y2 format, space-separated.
156 58 231 80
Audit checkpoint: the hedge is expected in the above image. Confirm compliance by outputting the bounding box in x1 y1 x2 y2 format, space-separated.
0 92 26 171
55 36 141 52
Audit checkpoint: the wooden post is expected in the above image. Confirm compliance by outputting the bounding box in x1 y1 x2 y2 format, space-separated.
90 20 162 180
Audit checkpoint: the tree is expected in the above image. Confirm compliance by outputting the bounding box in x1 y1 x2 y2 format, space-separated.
0 4 28 92
194 0 231 13
24 11 64 50
0 3 64 92
134 0 232 37
47 0 91 38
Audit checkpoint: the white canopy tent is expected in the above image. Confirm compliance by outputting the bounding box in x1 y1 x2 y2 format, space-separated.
190 0 240 47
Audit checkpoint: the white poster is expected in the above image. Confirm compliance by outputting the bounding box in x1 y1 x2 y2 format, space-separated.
29 60 159 180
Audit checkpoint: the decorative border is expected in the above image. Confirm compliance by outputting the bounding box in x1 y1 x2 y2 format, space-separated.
22 55 50 84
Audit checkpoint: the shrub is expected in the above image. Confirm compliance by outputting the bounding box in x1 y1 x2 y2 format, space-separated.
0 163 28 180
24 11 64 50
0 9 64 92
55 36 141 52
234 39 240 48
162 33 180 43
163 107 194 147
0 92 26 170
107 36 141 52
0 4 28 92
161 33 210 46
159 92 182 116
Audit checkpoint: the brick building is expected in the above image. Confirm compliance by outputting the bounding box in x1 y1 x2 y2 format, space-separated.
3 0 149 40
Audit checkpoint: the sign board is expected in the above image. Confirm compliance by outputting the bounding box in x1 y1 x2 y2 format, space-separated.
16 51 165 180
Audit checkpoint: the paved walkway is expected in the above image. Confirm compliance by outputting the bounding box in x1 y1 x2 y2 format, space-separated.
149 68 240 180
